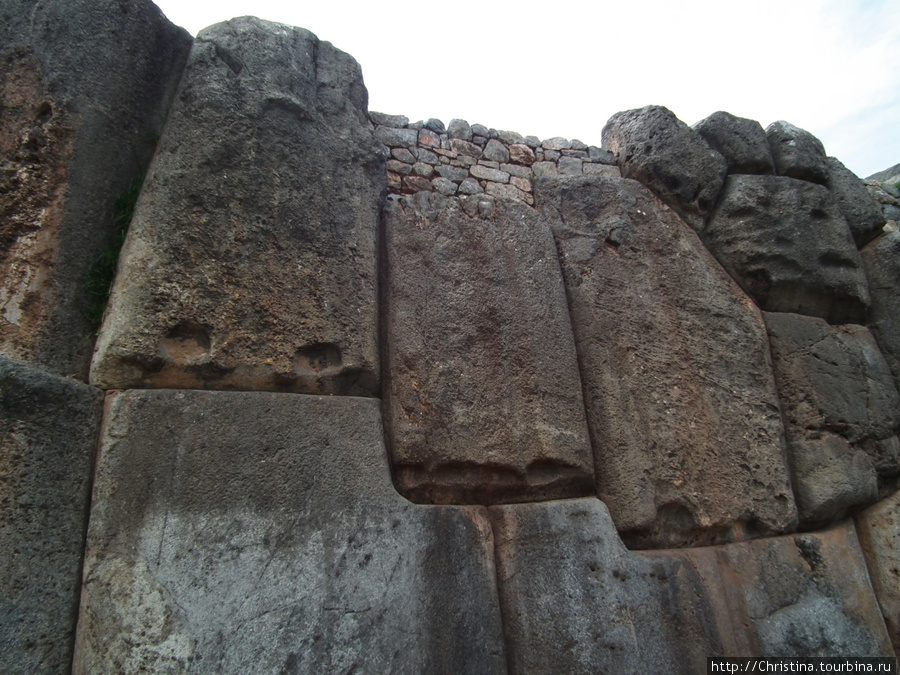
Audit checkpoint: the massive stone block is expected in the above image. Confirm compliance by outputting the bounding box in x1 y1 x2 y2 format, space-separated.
826 157 886 248
0 0 192 379
660 520 894 658
693 111 775 175
491 498 893 670
601 105 727 231
855 491 900 656
765 312 900 526
73 390 505 674
862 230 900 393
766 121 829 185
0 357 103 673
536 175 796 548
381 192 594 504
90 18 386 395
489 498 724 673
703 175 870 324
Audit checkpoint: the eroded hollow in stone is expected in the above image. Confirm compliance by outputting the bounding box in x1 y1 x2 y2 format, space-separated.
294 342 342 372
395 459 595 506
158 321 211 365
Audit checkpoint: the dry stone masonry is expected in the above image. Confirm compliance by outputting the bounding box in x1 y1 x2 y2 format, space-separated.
373 111 620 205
2 1 900 671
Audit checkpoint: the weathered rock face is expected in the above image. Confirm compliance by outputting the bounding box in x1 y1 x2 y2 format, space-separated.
660 519 894 658
490 498 724 673
703 174 870 324
766 120 829 185
826 157 886 248
855 490 900 655
73 390 505 674
765 312 900 526
862 230 900 392
0 0 192 379
491 498 893 669
0 357 102 673
693 111 775 175
381 191 595 504
90 18 386 395
536 175 796 548
601 105 727 231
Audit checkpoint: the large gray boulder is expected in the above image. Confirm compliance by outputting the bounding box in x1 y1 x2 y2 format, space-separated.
489 498 723 673
381 192 594 504
536 175 796 548
662 520 894 658
766 121 829 184
765 312 900 526
869 162 900 183
90 18 386 395
601 105 727 231
826 156 885 248
0 0 192 379
703 175 870 324
861 230 900 392
855 490 900 655
693 110 775 175
0 357 103 673
490 498 893 669
73 390 505 673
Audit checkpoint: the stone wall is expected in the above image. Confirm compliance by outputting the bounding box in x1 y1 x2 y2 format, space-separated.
2 2 900 671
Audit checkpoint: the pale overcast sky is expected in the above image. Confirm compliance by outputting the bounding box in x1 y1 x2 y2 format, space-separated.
152 0 900 179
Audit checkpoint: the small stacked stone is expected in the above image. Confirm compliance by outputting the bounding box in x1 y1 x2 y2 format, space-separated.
371 112 619 205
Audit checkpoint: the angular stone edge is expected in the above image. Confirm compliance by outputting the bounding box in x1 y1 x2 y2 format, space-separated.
0 356 102 673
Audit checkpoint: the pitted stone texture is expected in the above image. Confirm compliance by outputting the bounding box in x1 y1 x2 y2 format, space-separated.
0 0 192 379
703 175 870 324
490 499 724 673
766 121 829 184
0 357 102 673
90 18 385 395
765 312 900 526
536 175 796 548
855 491 900 655
861 230 900 393
601 105 727 231
382 191 594 505
826 157 886 248
73 390 505 674
659 520 894 658
693 111 775 175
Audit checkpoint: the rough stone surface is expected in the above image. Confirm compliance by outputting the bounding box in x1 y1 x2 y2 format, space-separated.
765 312 900 525
826 157 885 247
508 143 534 165
90 18 385 396
0 0 192 379
368 111 407 127
536 175 796 548
660 519 894 658
693 111 775 175
382 191 594 504
492 498 892 667
73 390 506 674
490 498 724 673
447 118 472 141
601 105 727 231
703 175 870 324
481 139 509 163
862 230 900 393
0 356 103 673
766 121 829 184
855 490 900 655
